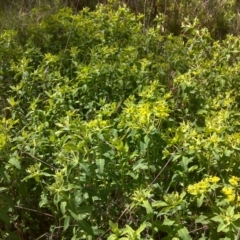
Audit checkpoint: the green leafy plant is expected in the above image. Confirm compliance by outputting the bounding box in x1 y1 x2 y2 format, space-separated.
1 1 240 239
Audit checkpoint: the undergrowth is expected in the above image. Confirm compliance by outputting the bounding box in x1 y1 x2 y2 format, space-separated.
1 0 240 239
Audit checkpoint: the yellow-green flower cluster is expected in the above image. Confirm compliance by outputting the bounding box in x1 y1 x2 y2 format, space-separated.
139 81 158 99
229 176 240 187
168 122 202 152
222 186 235 202
26 163 42 182
153 99 170 118
0 133 6 150
211 91 235 110
205 109 229 134
174 72 192 87
187 176 220 195
86 118 109 130
208 176 221 183
48 170 65 194
225 133 240 148
221 176 240 202
120 94 170 130
187 179 209 196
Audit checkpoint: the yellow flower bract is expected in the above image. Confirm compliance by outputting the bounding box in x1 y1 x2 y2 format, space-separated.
229 176 240 186
187 179 209 195
187 176 220 196
222 186 234 197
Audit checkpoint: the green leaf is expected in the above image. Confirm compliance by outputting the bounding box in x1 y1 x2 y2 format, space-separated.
142 200 153 214
178 227 192 240
71 235 77 240
224 150 233 157
126 172 139 179
69 210 79 221
153 221 171 233
63 142 78 151
64 216 70 231
226 206 234 216
197 194 204 208
211 215 223 223
109 220 119 234
39 193 49 207
173 154 181 161
180 156 193 172
0 208 10 223
41 172 52 177
77 206 93 215
152 200 168 208
188 165 198 172
8 157 21 169
78 220 94 236
96 158 105 174
68 206 93 221
107 235 117 240
197 109 207 115
195 215 209 224
140 138 149 155
0 187 7 192
60 201 67 215
132 159 148 171
217 222 229 233
144 135 150 149
233 213 240 220
80 163 90 176
212 151 220 161
136 222 149 235
163 218 175 226
7 97 16 107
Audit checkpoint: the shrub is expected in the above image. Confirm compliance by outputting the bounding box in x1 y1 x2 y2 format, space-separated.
1 1 240 239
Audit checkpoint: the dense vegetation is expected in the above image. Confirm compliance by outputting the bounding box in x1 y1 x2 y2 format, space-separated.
1 0 240 239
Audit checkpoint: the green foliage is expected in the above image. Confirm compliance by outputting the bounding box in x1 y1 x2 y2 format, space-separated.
1 1 240 239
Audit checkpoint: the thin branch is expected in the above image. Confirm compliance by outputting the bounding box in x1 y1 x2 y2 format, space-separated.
36 232 49 240
189 225 208 234
148 151 175 188
23 151 56 170
15 205 54 218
